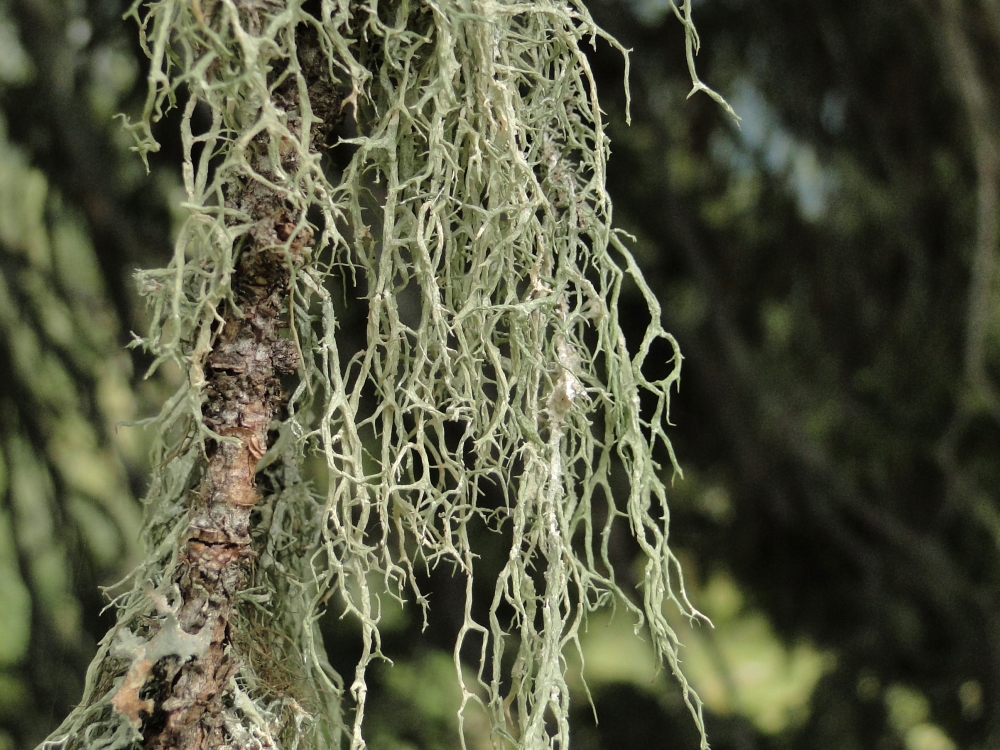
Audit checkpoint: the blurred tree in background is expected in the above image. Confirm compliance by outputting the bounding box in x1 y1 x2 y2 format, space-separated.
0 0 999 749
0 0 171 744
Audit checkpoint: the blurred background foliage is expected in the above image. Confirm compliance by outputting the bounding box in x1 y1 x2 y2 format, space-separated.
1 0 999 748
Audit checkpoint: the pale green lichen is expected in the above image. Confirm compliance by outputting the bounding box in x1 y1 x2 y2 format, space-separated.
42 1 733 749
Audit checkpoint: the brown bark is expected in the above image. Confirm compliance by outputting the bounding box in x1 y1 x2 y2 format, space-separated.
110 26 343 750
141 244 301 750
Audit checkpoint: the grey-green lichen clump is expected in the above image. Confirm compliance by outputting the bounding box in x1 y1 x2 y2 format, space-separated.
41 1 728 749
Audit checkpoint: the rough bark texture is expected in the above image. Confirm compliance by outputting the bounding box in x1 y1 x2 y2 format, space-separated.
107 28 343 750
142 245 300 750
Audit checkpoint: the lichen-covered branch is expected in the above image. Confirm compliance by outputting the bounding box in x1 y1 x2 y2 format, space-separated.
109 27 344 750
40 2 729 749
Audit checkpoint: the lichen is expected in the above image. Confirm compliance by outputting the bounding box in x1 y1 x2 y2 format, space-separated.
40 1 733 749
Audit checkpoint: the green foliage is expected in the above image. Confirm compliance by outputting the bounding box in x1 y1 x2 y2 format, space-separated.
0 114 143 750
43 1 732 749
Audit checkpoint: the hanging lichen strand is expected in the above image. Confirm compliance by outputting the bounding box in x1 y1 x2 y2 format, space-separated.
39 1 728 750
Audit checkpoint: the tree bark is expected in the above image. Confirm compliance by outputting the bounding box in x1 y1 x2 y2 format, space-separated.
108 28 343 750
